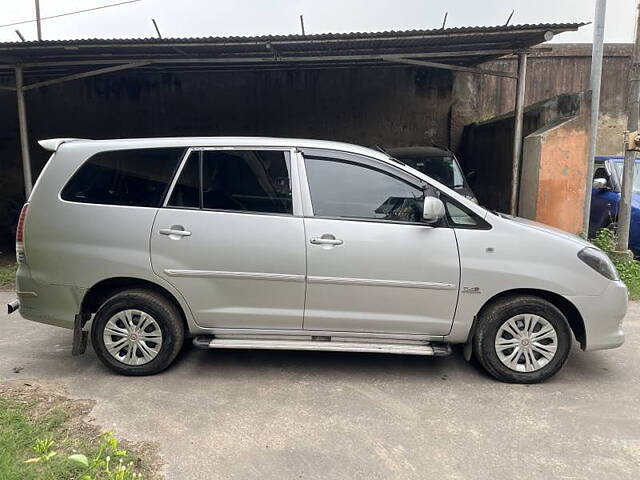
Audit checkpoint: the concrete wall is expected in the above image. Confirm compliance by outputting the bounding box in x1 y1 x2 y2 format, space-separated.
453 43 631 155
460 93 585 214
0 66 454 243
519 115 589 234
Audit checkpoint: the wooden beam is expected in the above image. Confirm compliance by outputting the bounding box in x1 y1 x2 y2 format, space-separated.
383 57 517 78
22 61 150 90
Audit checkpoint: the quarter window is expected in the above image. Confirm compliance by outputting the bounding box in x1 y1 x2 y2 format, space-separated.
305 157 426 223
444 201 477 226
168 150 292 214
61 148 185 207
441 196 490 229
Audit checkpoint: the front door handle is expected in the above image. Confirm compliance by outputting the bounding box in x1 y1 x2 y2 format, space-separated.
310 236 343 246
159 228 192 237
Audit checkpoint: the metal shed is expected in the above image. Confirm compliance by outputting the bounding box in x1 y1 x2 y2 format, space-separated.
0 23 584 211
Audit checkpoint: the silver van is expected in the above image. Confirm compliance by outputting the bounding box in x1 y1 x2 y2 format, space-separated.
9 137 626 383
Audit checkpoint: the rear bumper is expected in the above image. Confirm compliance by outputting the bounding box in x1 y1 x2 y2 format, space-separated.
17 267 85 329
566 281 627 351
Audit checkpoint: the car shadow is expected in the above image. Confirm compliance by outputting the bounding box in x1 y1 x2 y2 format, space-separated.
7 325 622 386
175 341 494 384
168 340 622 385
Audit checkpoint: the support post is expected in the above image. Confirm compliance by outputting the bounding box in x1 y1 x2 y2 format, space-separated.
15 65 33 197
510 52 527 215
583 0 607 235
616 1 640 253
152 18 162 39
34 0 42 41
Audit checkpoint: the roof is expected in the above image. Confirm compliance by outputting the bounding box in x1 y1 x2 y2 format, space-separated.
0 23 585 77
44 136 390 161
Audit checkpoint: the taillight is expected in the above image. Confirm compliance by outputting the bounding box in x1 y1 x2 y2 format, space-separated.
16 203 28 263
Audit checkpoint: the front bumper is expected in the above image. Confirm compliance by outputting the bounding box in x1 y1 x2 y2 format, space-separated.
566 280 627 351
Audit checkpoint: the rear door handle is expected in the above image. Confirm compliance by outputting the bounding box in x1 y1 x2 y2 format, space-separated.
159 228 191 237
310 237 343 246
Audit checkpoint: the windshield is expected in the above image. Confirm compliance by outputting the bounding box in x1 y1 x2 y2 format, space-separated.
402 156 465 189
613 162 640 193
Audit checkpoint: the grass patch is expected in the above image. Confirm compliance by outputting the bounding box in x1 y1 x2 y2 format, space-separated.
592 228 640 300
0 249 17 289
0 383 157 480
0 262 17 289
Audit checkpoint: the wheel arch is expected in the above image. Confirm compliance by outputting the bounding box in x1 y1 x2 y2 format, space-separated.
468 288 586 351
80 277 191 336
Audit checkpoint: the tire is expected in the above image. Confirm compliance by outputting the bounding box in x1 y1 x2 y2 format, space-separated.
473 295 571 384
91 289 184 376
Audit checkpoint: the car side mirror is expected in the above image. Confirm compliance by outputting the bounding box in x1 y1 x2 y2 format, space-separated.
593 177 608 190
423 197 446 224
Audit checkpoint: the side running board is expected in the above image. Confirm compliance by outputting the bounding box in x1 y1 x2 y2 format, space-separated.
193 336 451 356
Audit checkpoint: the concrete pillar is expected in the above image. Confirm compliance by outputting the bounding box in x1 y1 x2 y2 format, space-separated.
449 72 478 152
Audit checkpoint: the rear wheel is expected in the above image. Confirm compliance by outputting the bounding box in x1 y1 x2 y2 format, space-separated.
473 295 572 384
91 289 184 375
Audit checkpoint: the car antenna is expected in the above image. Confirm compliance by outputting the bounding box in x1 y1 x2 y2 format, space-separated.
373 144 389 155
374 145 406 165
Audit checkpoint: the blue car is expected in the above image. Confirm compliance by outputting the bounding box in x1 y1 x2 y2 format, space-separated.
589 155 640 256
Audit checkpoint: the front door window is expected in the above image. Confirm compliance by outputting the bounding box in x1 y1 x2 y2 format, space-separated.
305 158 428 223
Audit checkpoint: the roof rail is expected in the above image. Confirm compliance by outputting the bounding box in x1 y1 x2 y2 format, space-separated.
38 138 90 152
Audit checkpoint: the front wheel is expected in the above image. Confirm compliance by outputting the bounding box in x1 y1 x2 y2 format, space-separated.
473 296 572 384
91 289 184 375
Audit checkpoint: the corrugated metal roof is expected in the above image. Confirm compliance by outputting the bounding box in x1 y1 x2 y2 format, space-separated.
0 23 586 46
0 23 586 77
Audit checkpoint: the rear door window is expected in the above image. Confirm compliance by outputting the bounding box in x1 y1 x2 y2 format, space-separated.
167 149 293 214
61 148 185 207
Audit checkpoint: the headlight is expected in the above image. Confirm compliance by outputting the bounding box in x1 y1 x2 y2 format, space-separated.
578 247 619 281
